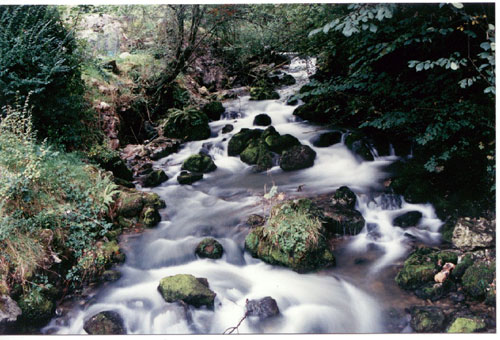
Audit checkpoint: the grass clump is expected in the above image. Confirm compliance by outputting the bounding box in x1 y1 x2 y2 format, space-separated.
263 199 323 256
0 101 119 293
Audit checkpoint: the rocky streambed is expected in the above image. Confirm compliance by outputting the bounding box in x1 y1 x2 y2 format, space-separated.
36 57 495 335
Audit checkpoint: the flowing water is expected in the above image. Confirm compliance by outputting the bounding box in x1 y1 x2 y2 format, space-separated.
43 58 444 334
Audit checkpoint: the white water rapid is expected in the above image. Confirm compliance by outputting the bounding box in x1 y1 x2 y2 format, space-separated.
43 57 444 334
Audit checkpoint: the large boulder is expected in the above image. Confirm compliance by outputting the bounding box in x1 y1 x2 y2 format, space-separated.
409 306 446 333
202 101 225 121
246 297 280 319
264 134 300 154
245 199 335 272
182 153 217 173
451 217 495 251
227 129 263 156
0 294 21 333
279 145 316 171
393 211 423 228
157 274 216 308
195 238 224 259
83 311 126 335
240 140 273 171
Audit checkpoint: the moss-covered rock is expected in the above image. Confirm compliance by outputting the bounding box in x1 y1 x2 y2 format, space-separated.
452 253 474 280
16 288 54 326
240 140 273 171
227 128 263 156
202 101 225 121
83 311 126 335
325 207 365 236
245 199 335 272
249 87 280 101
195 238 223 259
265 134 301 154
161 108 211 142
279 145 316 171
182 153 217 173
177 171 203 185
157 274 216 308
143 192 166 210
117 191 144 218
221 124 234 134
409 306 445 333
141 169 168 188
461 260 496 300
253 113 272 126
447 317 486 333
395 248 440 290
331 186 357 210
414 281 454 301
247 214 266 227
142 207 161 228
393 211 423 228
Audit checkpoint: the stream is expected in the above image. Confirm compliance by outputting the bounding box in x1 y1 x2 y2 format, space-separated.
43 57 444 334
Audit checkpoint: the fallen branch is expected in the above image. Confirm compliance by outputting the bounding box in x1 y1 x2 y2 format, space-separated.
223 311 248 334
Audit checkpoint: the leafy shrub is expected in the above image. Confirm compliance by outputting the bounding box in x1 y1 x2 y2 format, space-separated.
0 101 118 290
0 5 87 146
161 107 210 141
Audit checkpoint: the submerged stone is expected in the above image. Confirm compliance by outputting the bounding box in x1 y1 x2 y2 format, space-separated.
83 311 126 335
312 131 342 147
393 211 423 228
409 306 445 333
246 297 280 319
195 238 224 259
177 171 203 185
157 274 216 308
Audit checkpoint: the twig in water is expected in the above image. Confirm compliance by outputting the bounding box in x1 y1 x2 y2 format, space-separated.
223 311 248 334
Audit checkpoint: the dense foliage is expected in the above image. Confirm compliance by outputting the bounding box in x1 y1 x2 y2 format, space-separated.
291 3 495 214
0 5 87 146
0 101 118 293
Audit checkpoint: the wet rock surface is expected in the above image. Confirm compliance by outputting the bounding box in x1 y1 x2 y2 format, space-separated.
195 238 224 259
157 274 216 308
83 311 126 335
246 297 280 319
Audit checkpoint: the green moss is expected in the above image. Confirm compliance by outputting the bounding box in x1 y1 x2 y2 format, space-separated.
142 207 161 228
452 254 474 280
182 153 217 173
410 306 445 333
157 274 216 308
202 101 225 121
265 134 300 154
395 248 441 290
17 288 54 325
162 108 210 141
118 191 144 218
142 192 166 210
436 251 458 265
447 317 486 333
462 261 496 300
195 238 224 259
227 128 263 156
249 87 280 101
245 199 335 272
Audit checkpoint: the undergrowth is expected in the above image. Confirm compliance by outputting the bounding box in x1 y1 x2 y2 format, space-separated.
0 99 119 293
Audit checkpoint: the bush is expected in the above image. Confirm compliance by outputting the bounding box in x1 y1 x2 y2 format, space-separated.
0 101 118 290
0 5 87 146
